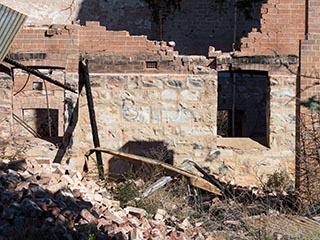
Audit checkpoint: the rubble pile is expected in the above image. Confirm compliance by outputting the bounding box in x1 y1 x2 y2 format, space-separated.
0 158 212 239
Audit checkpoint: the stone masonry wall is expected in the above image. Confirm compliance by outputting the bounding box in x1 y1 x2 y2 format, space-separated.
71 53 297 185
212 68 296 185
3 22 217 173
5 21 176 143
73 71 217 172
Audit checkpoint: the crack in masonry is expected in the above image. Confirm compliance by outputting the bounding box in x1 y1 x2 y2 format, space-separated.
60 0 76 22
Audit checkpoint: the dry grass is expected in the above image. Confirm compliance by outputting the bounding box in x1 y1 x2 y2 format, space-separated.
108 161 320 239
90 137 320 239
112 165 192 217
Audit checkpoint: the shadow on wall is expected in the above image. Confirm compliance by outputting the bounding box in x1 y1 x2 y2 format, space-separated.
108 141 174 179
77 0 266 55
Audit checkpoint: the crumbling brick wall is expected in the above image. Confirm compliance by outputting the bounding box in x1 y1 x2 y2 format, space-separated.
1 0 306 55
240 0 305 55
10 25 79 72
0 0 266 55
6 25 80 143
12 69 66 138
79 21 174 56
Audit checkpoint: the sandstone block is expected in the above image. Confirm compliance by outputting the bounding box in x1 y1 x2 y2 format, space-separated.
165 79 183 88
142 79 163 88
162 89 177 100
181 90 199 101
187 77 204 88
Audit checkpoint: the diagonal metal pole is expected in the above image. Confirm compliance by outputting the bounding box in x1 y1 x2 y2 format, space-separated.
4 56 77 93
79 57 104 179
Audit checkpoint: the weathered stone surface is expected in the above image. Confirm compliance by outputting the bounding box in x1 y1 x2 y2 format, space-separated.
161 89 177 100
181 90 199 101
75 73 217 174
141 78 163 88
187 77 205 88
271 88 295 98
165 79 184 88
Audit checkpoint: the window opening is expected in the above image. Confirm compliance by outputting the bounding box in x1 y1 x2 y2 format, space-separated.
23 108 59 138
217 71 269 146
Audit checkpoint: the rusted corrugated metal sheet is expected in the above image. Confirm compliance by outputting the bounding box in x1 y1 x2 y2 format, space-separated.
0 4 27 63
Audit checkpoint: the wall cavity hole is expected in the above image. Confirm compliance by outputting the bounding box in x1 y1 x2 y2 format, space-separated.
146 61 158 69
32 81 43 90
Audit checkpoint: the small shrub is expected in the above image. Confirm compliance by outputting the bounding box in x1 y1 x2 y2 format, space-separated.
114 179 139 208
265 170 294 193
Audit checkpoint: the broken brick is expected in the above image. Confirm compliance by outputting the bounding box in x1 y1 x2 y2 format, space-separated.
79 209 98 224
124 206 146 219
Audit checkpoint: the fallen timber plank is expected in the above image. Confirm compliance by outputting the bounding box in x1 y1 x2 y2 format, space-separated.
84 147 221 195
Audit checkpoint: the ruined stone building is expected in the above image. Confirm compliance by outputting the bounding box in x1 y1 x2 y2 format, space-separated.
0 0 319 199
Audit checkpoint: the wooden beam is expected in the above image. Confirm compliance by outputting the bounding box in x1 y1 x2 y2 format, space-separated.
85 147 220 195
80 59 104 179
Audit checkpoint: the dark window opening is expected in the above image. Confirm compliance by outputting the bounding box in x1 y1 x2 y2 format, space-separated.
146 61 158 69
32 81 43 90
217 71 270 146
217 110 245 137
23 108 59 138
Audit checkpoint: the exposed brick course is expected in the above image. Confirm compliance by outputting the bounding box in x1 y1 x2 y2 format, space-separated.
9 22 175 73
240 0 305 55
